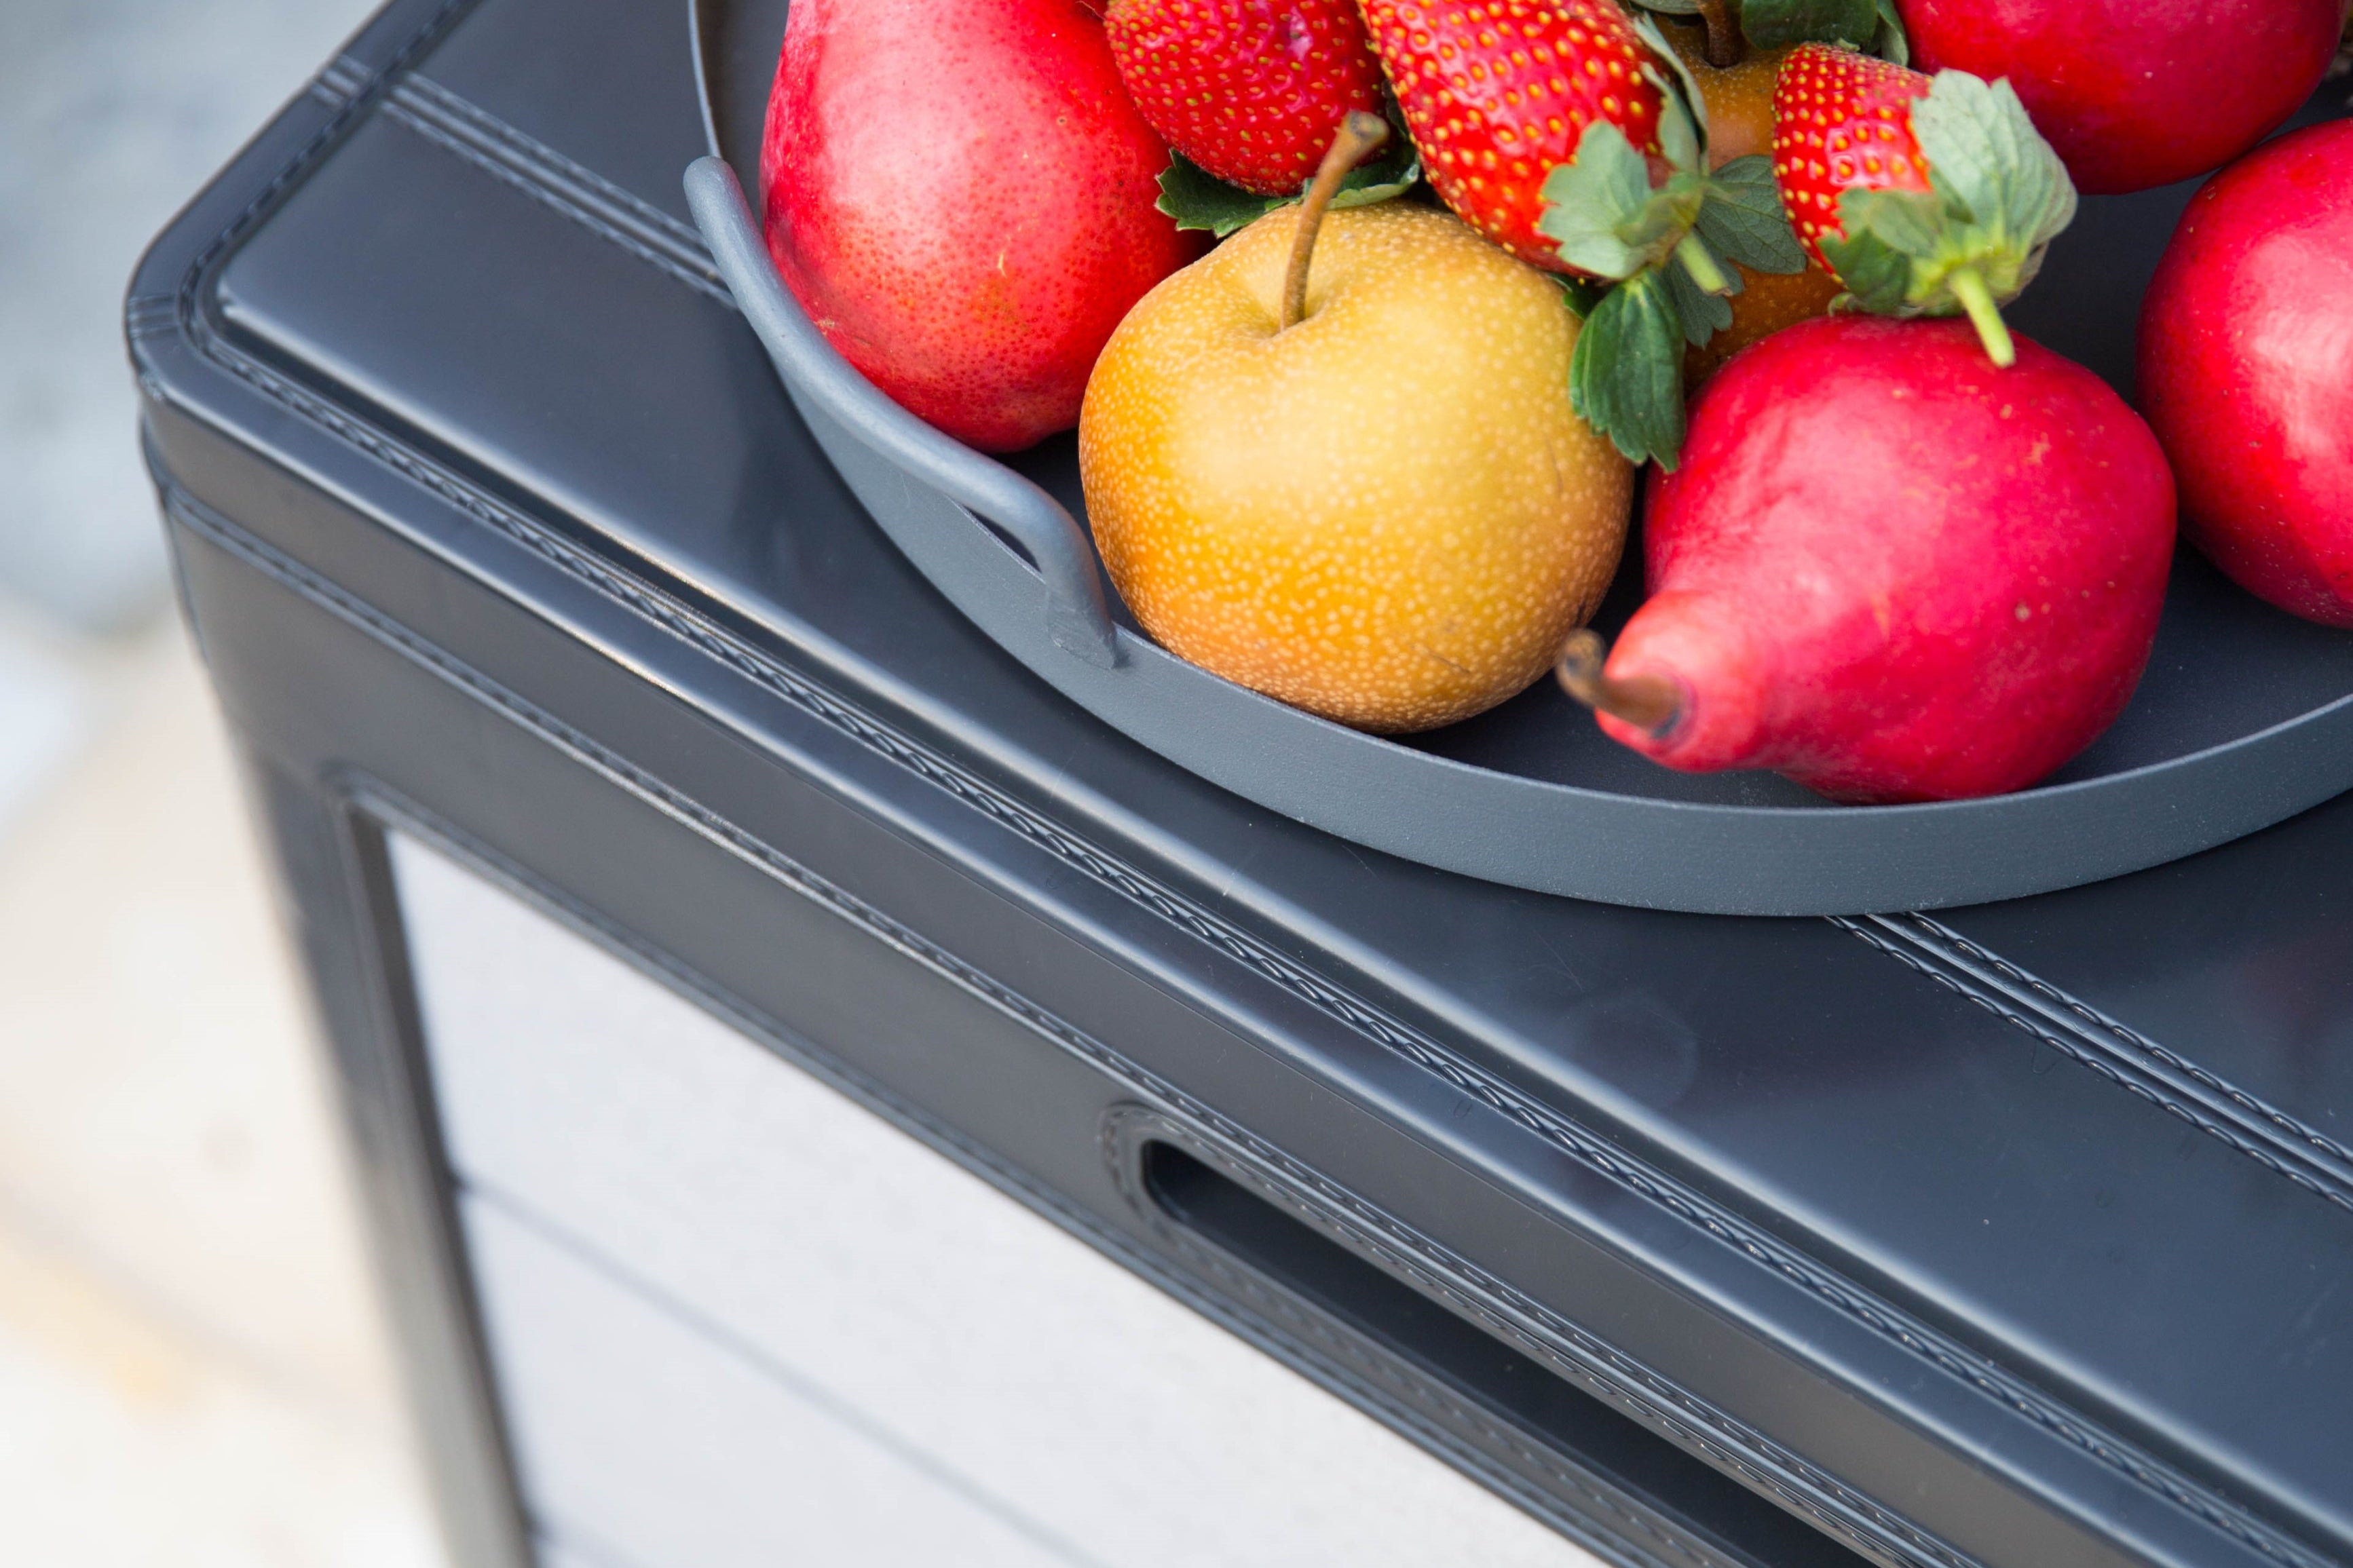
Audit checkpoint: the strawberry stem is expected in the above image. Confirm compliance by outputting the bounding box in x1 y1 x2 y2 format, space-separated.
1673 233 1731 297
1556 630 1684 735
1281 112 1390 332
1949 266 2017 368
1695 0 1742 66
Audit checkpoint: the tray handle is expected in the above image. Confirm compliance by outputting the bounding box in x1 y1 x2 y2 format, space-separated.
684 157 1122 668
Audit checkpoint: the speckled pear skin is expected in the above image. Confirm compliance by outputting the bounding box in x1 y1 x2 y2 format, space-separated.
1079 202 1634 733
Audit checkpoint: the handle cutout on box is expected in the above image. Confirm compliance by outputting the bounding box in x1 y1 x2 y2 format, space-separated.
1127 1132 1872 1568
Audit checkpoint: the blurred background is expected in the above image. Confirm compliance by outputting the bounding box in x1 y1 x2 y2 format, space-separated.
0 0 446 1561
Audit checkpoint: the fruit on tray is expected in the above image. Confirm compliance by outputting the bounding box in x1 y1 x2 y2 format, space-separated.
1900 0 2344 195
743 0 2344 807
1557 316 2175 803
760 0 1199 451
1080 116 1634 732
2139 120 2353 628
1771 44 2076 368
1653 18 1840 383
1103 0 1387 196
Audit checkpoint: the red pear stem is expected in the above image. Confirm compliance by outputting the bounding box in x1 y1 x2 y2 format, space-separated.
1695 0 1742 66
1281 111 1391 332
1555 629 1684 735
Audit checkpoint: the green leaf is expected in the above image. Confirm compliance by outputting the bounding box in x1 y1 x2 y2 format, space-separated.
1626 0 1704 12
1871 0 1910 64
1153 136 1425 239
1818 223 1914 314
1844 185 1945 256
1665 246 1735 347
1908 71 2075 248
1156 153 1281 237
1739 0 1880 48
1655 87 1703 175
1330 147 1423 211
1695 155 1807 275
1569 271 1688 469
1619 171 1711 265
1626 9 1711 161
1537 121 1657 280
1556 275 1611 320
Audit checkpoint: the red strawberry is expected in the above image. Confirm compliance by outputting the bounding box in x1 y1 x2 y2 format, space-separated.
1769 43 2076 366
1358 0 1665 271
1104 0 1387 197
1770 43 1930 271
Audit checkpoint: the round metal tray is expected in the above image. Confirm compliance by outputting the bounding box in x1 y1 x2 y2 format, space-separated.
684 0 2353 915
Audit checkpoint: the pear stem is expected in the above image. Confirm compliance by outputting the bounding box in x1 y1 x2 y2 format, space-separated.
1695 0 1742 66
1556 629 1684 735
1281 111 1391 332
1949 266 2017 368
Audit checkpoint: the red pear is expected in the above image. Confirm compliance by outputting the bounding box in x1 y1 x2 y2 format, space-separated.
1566 316 2175 803
1900 0 2341 195
2139 119 2353 627
760 0 1201 451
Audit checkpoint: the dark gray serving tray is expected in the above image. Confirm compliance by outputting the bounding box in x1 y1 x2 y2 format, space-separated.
685 0 2353 916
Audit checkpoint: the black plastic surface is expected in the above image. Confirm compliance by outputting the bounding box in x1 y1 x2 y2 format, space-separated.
129 2 2353 1565
695 0 2353 915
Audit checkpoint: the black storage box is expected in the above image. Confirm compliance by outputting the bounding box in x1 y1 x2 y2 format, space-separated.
131 3 2353 1566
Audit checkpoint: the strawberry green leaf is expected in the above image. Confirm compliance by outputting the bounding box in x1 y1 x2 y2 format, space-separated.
1556 275 1611 321
1655 83 1703 174
1537 121 1656 279
1627 10 1711 161
1331 144 1424 210
1739 0 1879 48
1665 247 1735 347
1817 216 1913 313
1695 155 1807 275
1155 139 1425 238
1156 154 1281 236
1570 270 1688 470
1871 0 1910 64
1620 172 1712 265
1842 185 1945 256
1908 71 2075 251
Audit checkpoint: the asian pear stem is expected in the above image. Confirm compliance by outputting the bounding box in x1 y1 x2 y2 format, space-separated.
1556 629 1684 736
1695 0 1742 66
1281 111 1391 332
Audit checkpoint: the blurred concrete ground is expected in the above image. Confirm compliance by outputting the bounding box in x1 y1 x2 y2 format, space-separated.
0 0 447 1563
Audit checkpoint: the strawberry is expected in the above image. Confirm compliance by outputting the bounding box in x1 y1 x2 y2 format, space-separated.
1771 44 1932 269
1358 0 1665 271
1104 0 1388 196
1771 42 2077 366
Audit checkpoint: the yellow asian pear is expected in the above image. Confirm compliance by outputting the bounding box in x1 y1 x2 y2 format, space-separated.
1078 193 1634 733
